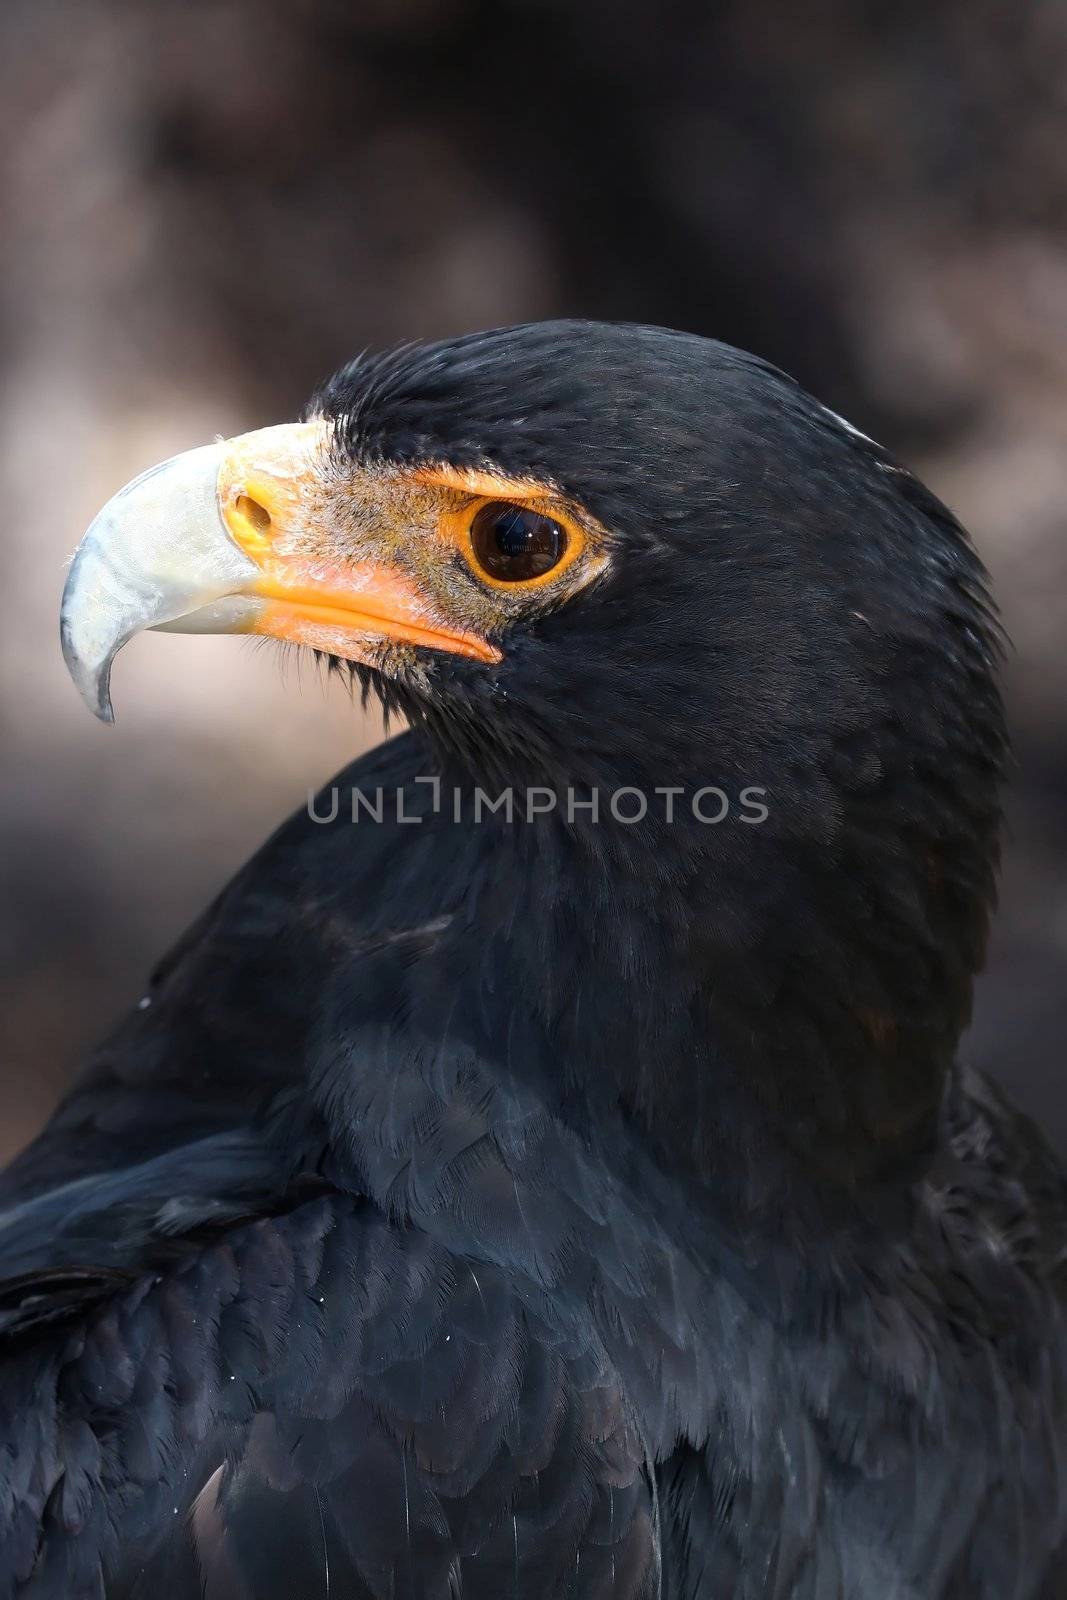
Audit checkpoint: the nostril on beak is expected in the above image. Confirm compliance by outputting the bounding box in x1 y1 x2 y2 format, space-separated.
236 493 272 537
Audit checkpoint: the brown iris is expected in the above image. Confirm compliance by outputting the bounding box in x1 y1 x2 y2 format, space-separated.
468 502 568 583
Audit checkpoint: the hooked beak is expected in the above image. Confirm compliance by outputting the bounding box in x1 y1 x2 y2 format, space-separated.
61 420 500 722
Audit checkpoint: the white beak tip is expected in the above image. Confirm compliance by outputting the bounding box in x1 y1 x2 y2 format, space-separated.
58 437 253 727
60 613 116 723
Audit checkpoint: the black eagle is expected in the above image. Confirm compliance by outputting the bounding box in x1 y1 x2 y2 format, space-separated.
2 322 1064 1598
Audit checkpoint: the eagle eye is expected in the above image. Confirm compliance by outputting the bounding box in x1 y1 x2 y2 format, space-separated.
468 502 568 583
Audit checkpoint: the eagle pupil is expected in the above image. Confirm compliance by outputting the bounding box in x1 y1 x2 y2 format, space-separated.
471 503 566 582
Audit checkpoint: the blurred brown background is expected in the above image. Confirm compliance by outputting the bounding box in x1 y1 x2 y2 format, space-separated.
1 0 1065 1162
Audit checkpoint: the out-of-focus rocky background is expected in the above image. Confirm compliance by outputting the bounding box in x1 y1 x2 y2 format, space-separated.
1 0 1064 1159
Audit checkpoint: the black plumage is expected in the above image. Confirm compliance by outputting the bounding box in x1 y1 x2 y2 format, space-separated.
3 321 1066 1597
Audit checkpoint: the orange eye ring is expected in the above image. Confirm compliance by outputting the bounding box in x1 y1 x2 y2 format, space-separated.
449 495 589 592
410 463 598 593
